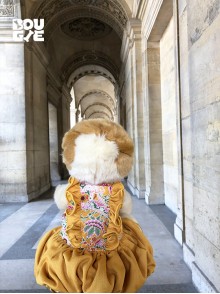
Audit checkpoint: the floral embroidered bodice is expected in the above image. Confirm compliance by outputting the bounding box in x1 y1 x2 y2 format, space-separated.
60 177 124 251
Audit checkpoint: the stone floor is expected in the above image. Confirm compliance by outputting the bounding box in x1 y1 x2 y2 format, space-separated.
0 186 198 293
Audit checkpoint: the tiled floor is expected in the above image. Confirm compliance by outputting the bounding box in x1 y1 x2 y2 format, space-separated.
0 186 198 293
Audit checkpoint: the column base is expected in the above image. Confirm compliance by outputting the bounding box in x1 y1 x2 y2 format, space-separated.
192 262 218 293
183 243 218 292
28 183 51 201
174 222 184 245
183 243 195 270
145 188 165 204
127 181 145 198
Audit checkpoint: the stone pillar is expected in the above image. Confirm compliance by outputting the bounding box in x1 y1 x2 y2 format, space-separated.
143 41 164 204
47 74 62 185
121 19 146 198
60 84 72 179
120 23 136 190
25 42 51 200
0 0 28 202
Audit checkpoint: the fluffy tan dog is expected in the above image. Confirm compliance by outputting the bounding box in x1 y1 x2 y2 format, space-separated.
35 118 155 293
54 118 135 220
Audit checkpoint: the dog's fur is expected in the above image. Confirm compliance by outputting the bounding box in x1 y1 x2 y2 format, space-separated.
54 118 136 221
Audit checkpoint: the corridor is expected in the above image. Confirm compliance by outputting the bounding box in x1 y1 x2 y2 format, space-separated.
0 186 197 293
0 0 220 292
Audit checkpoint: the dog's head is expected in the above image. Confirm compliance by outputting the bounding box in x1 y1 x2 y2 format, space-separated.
62 118 134 184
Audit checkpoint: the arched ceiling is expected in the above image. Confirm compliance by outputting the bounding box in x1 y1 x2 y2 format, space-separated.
74 75 115 105
73 75 116 121
84 104 113 120
23 0 132 121
32 0 130 40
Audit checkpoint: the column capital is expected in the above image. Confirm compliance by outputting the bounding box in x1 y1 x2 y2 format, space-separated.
0 0 22 42
121 18 142 63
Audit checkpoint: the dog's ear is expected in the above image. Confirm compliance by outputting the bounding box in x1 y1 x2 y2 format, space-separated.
116 152 133 178
104 122 134 177
62 129 79 170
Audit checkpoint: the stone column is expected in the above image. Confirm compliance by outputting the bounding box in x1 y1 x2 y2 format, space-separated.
25 42 51 200
143 40 164 204
121 19 146 198
60 84 72 179
47 74 62 185
0 0 28 202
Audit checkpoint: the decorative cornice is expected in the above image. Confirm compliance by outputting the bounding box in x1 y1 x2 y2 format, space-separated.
141 0 163 39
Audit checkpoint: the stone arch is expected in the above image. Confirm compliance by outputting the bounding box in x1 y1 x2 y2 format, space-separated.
62 50 119 84
67 65 116 87
77 90 116 109
82 103 114 119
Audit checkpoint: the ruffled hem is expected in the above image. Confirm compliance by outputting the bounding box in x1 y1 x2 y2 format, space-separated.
34 218 156 293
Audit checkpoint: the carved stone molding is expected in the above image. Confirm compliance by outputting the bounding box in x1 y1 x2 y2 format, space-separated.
68 64 116 88
0 0 14 17
77 90 116 109
61 17 112 41
48 8 123 43
32 0 128 42
61 50 119 83
72 69 116 86
34 0 127 27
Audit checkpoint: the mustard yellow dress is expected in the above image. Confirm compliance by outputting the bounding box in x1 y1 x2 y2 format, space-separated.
34 177 156 293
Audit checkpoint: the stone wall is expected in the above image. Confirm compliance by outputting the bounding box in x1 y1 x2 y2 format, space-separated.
160 17 179 214
133 0 220 291
25 50 50 200
121 19 146 198
183 0 220 291
0 42 27 202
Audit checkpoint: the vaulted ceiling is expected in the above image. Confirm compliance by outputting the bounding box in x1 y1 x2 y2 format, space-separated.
22 0 132 121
